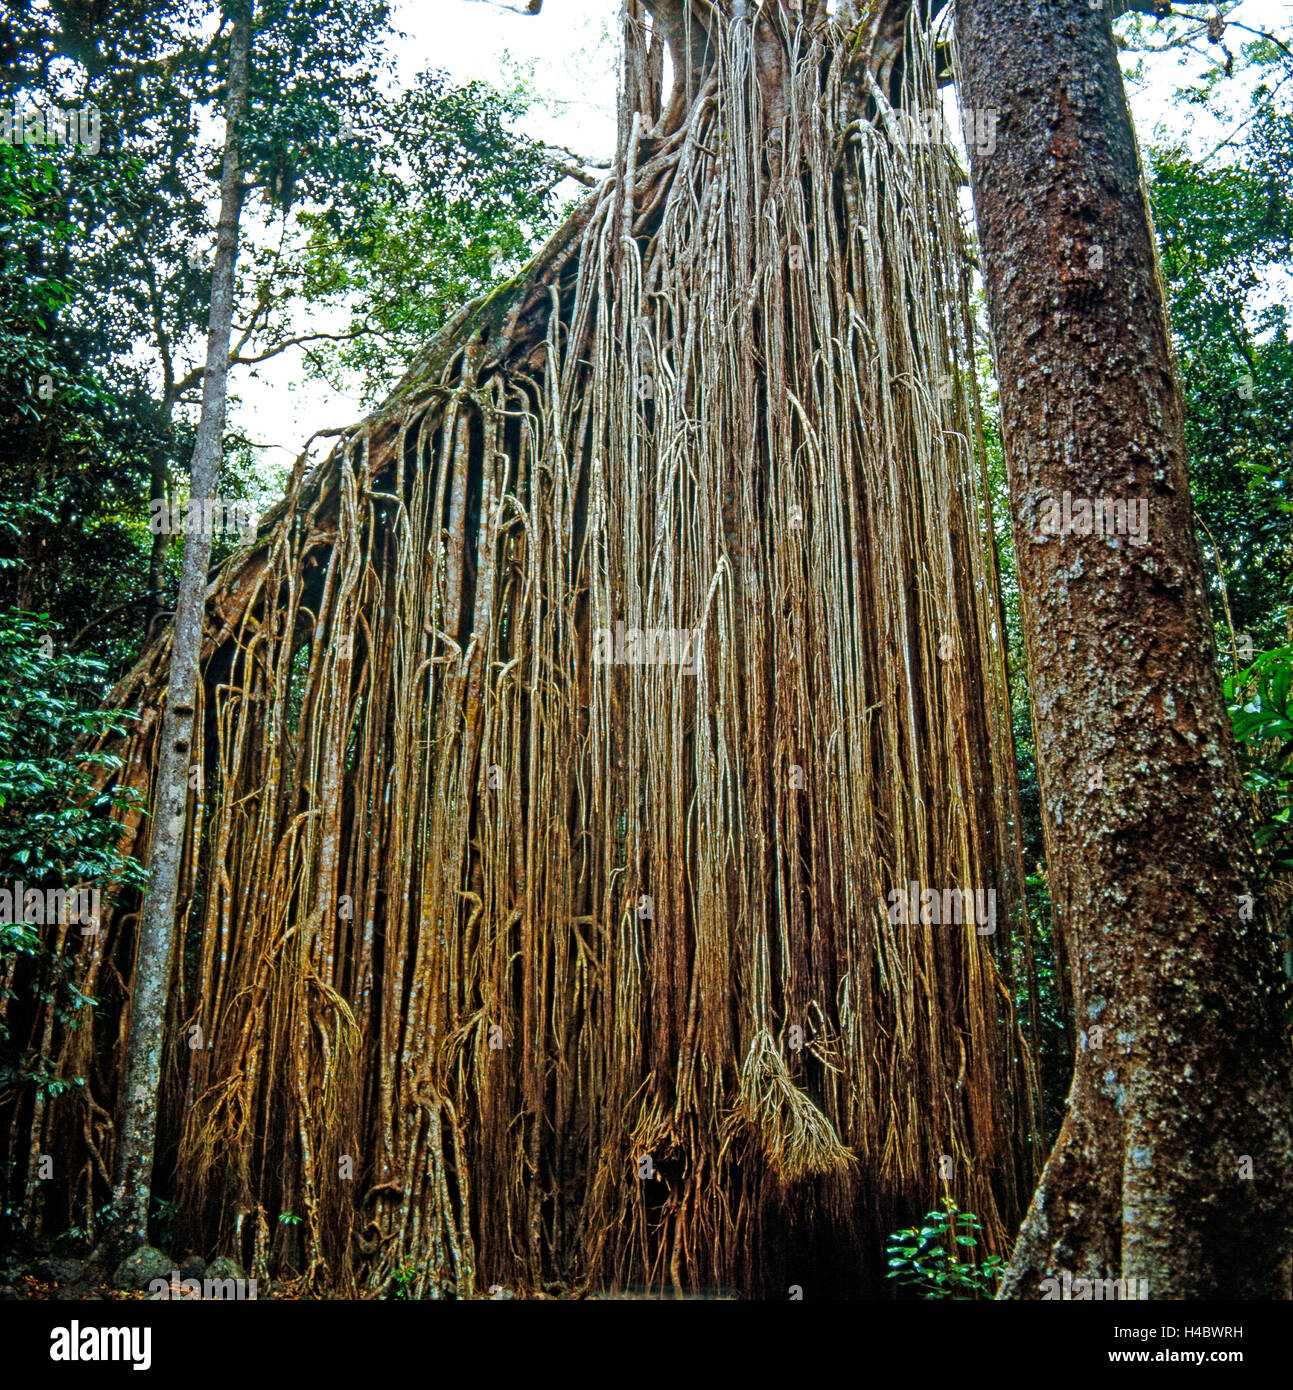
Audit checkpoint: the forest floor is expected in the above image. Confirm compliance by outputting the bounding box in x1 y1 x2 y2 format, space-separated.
0 1238 304 1301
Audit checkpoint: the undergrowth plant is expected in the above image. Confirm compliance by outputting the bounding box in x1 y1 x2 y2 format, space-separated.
885 1199 1005 1300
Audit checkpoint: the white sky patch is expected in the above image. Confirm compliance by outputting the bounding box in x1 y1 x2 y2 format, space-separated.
407 0 619 154
232 0 619 477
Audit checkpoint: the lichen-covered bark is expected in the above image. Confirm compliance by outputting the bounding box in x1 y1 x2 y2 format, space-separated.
956 0 1293 1299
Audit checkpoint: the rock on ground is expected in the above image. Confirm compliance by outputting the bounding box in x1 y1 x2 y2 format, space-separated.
112 1245 172 1292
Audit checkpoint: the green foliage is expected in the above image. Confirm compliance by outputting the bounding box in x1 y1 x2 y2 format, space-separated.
0 142 75 400
0 87 185 666
1146 39 1293 648
885 1199 1005 1300
0 1 557 661
243 0 396 221
296 69 560 407
977 326 1073 1143
0 607 144 888
1224 644 1293 894
1017 870 1071 1141
149 1196 180 1249
0 598 145 1101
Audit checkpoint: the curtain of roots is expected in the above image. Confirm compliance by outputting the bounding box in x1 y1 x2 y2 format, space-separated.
14 7 1043 1298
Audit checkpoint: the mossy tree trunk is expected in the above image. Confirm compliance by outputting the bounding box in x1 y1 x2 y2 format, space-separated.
956 0 1293 1299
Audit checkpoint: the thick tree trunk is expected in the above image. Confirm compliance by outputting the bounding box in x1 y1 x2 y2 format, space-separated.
956 0 1293 1298
110 0 253 1250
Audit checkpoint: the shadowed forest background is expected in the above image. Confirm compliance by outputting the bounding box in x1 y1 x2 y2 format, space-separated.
0 0 1290 1302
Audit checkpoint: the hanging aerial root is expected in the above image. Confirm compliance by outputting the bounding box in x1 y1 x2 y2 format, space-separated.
723 1030 858 1182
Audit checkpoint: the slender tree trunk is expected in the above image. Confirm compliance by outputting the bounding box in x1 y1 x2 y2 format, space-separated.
110 0 253 1250
955 0 1293 1298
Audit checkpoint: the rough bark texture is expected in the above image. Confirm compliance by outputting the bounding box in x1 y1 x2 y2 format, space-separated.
110 0 253 1250
955 0 1293 1299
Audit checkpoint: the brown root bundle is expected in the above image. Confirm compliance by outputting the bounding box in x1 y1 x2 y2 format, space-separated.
724 1030 857 1182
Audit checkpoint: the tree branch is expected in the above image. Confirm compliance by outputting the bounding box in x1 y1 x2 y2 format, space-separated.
172 325 374 397
463 0 544 13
